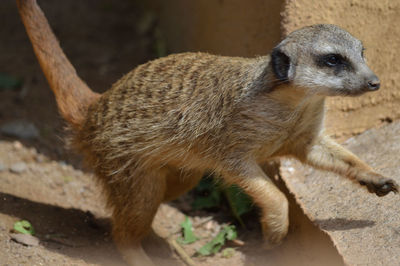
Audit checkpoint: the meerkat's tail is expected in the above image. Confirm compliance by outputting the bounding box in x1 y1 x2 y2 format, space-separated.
16 0 100 129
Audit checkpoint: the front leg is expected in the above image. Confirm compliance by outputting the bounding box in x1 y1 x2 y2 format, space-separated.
221 163 289 247
300 135 398 196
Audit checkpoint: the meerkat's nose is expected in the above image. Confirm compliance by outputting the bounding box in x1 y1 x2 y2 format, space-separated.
367 77 380 91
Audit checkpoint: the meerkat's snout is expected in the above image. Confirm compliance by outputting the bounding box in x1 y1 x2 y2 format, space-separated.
366 75 380 91
357 65 380 93
357 62 380 92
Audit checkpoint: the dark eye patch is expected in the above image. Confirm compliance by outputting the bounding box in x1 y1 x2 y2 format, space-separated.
361 47 366 58
321 54 345 67
315 53 352 74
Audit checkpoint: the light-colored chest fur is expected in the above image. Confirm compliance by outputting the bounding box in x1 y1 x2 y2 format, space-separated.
247 85 326 161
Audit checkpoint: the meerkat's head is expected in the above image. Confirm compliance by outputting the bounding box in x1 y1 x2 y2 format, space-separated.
271 24 380 96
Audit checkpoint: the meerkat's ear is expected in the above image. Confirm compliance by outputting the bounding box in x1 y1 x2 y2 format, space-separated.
271 48 291 81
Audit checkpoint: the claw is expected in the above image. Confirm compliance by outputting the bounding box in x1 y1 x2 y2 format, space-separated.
359 179 399 197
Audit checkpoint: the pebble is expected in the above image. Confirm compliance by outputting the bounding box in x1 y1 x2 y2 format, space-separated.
10 233 39 247
28 147 37 156
10 162 27 174
205 220 214 231
0 120 39 139
0 162 5 172
35 154 46 163
13 141 23 150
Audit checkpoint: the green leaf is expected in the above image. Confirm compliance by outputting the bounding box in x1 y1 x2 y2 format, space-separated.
222 247 236 258
223 185 253 227
196 225 237 256
178 216 198 245
13 220 35 235
197 234 223 256
192 178 221 210
195 177 215 191
192 177 253 226
191 189 221 210
222 225 237 241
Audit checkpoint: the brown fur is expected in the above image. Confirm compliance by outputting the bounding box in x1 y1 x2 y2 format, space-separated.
17 1 398 265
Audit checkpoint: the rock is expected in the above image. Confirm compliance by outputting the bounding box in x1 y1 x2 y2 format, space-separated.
280 121 400 266
34 154 46 163
12 141 23 150
0 120 39 139
0 162 5 172
10 162 27 174
10 233 39 247
28 147 37 156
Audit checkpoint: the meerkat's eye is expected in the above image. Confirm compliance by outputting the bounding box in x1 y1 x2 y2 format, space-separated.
324 54 342 67
315 53 349 70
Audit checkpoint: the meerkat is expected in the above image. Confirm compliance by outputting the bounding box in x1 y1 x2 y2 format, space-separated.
17 0 398 265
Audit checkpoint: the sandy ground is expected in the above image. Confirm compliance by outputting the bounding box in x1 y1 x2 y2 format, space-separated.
0 1 344 265
0 140 344 266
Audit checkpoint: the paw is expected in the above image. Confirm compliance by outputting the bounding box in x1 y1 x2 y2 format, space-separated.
261 222 288 249
262 229 287 250
359 176 399 197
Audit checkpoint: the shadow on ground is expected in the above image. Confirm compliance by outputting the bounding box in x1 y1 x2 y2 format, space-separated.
0 192 180 266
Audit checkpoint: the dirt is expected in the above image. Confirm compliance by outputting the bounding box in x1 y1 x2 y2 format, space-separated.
0 139 344 266
1 1 344 265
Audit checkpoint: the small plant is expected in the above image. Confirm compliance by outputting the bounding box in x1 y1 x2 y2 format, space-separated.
223 185 253 227
178 216 199 245
191 178 222 210
192 177 253 226
196 225 237 256
221 247 236 258
13 220 35 235
176 217 238 258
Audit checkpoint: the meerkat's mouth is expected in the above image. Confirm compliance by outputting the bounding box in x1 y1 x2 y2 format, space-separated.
335 88 368 97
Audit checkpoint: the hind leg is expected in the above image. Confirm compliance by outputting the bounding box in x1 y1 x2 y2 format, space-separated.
106 167 167 266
